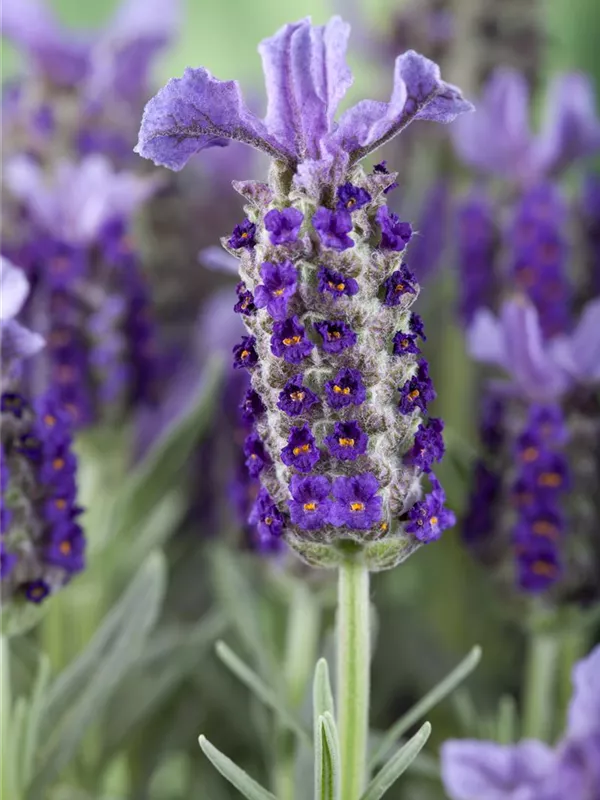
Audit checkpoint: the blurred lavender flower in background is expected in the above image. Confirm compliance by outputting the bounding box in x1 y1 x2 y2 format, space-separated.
441 644 600 799
1 258 85 606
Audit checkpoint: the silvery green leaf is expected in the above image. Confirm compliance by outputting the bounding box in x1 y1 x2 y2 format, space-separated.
19 654 51 788
313 659 335 728
198 735 277 800
316 712 340 800
216 641 311 745
360 722 432 800
30 553 166 796
284 581 320 710
369 645 481 768
496 694 519 744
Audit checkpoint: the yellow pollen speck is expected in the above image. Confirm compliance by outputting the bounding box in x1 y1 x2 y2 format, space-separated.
339 437 355 447
333 385 351 395
429 516 439 526
380 522 388 531
395 283 405 292
283 335 302 346
59 541 72 554
241 349 250 359
522 447 538 462
264 516 273 525
273 288 284 296
328 330 342 339
55 499 67 510
539 472 561 488
290 390 305 401
52 458 65 470
350 502 365 512
241 231 248 239
532 521 557 538
293 444 311 456
44 414 57 426
532 561 557 578
303 502 317 511
408 389 420 400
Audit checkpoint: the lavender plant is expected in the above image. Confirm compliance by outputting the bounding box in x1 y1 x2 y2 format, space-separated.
1 257 85 621
136 15 474 798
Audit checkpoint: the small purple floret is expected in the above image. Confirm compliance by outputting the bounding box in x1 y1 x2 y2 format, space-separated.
376 206 413 251
254 260 297 319
281 425 320 472
325 420 368 461
288 474 332 530
277 377 319 417
383 266 417 306
330 472 382 530
271 316 314 364
406 474 455 542
312 208 354 251
325 368 366 409
240 389 265 425
404 418 445 471
336 182 371 212
317 266 359 299
249 487 285 538
232 336 258 370
264 207 304 245
398 360 436 414
228 219 256 249
234 282 256 316
314 320 357 353
392 331 421 356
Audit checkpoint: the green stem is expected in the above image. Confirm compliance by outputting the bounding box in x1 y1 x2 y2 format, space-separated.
522 627 559 741
337 560 370 800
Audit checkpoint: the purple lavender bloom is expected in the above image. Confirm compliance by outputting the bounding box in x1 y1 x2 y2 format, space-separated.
392 330 421 355
232 336 258 370
409 181 449 280
406 474 455 541
383 266 418 306
527 404 568 446
314 320 357 353
325 368 367 409
452 68 600 181
468 297 600 402
330 473 382 530
325 420 368 461
136 18 472 174
271 316 314 364
442 645 600 800
1 392 29 418
398 361 436 414
513 507 564 546
336 182 371 212
524 452 570 495
410 312 427 340
243 432 271 477
288 475 332 531
281 425 320 472
312 208 354 251
264 207 303 245
456 188 498 326
404 417 445 470
376 206 413 251
240 388 265 425
249 488 285 539
233 282 256 316
254 260 297 319
277 378 319 417
317 266 359 300
228 219 257 250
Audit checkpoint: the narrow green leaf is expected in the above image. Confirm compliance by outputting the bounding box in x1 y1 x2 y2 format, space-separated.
496 694 518 744
361 722 432 800
3 696 27 800
370 645 481 768
313 659 335 723
19 653 51 786
216 641 311 745
319 712 340 800
198 735 277 800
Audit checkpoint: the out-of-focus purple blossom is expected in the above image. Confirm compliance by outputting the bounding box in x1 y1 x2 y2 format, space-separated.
0 257 44 374
452 68 600 183
408 181 449 281
441 645 600 800
581 175 600 296
456 188 498 326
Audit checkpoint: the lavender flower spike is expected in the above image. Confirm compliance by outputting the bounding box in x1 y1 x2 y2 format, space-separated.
136 16 469 570
441 644 600 800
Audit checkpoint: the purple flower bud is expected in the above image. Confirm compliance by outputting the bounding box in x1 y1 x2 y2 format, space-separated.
271 316 314 364
410 312 427 340
312 208 354 251
314 320 357 353
406 474 455 542
249 487 285 538
281 425 320 472
317 266 359 299
254 260 297 319
277 377 319 417
228 219 257 250
398 360 436 414
330 473 382 530
234 282 256 316
240 388 266 425
383 266 418 306
232 336 258 370
288 475 332 530
324 368 366 409
392 331 421 355
336 182 371 212
24 579 51 603
244 432 271 477
404 418 445 471
264 207 304 245
325 420 368 461
516 544 562 593
376 206 413 251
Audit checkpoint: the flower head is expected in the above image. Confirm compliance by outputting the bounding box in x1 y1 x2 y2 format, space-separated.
288 475 332 530
325 420 368 461
376 206 413 251
325 368 366 409
314 320 357 353
331 473 382 530
317 266 359 300
271 317 314 363
228 219 257 250
264 207 303 245
277 378 319 417
254 260 297 319
312 208 354 251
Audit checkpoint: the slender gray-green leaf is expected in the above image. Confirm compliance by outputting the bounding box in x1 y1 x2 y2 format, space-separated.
370 646 481 768
32 553 165 794
284 581 320 710
4 697 27 800
198 735 277 800
497 694 518 744
318 712 340 800
313 659 335 724
361 722 432 800
216 641 310 745
19 654 51 787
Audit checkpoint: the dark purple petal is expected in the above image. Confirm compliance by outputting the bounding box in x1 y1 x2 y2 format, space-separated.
398 360 436 414
264 207 304 244
249 487 285 538
240 389 266 425
281 424 320 472
392 331 421 356
376 206 413 251
317 265 359 299
288 474 332 530
271 316 314 364
232 336 258 370
312 207 354 251
135 67 292 170
314 320 356 353
324 368 366 409
330 472 382 530
325 420 368 460
336 182 371 211
254 260 297 319
404 417 445 470
277 377 319 416
383 266 417 306
228 220 256 249
243 432 271 477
